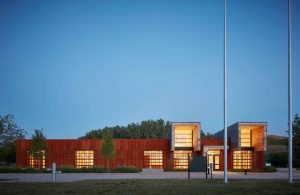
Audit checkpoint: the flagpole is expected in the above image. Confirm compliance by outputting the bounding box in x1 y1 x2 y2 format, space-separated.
224 0 228 183
288 0 293 184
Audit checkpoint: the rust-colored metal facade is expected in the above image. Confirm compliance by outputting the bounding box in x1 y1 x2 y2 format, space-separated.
16 139 170 169
16 138 265 170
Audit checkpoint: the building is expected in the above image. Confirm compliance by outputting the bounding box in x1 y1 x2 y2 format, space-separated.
214 122 267 170
16 122 267 171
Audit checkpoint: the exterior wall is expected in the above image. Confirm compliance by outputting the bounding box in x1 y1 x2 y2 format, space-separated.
219 149 233 170
16 134 265 170
16 139 170 169
213 123 239 149
201 139 223 146
253 151 264 170
16 139 31 168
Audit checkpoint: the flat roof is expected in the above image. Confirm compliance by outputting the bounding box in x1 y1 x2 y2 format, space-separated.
171 122 201 124
236 122 267 125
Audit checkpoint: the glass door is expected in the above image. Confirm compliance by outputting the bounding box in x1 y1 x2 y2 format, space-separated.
214 155 220 170
207 150 220 171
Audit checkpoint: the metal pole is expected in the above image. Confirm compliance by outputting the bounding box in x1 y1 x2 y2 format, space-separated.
52 163 56 182
224 0 228 183
188 154 190 180
288 0 293 184
206 155 208 179
210 163 213 180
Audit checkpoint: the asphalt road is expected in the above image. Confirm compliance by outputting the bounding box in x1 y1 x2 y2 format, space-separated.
0 168 299 182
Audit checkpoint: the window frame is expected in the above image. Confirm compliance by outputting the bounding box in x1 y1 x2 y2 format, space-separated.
240 129 252 147
75 150 94 168
174 129 193 148
173 150 192 169
233 150 253 170
143 150 163 169
27 150 46 169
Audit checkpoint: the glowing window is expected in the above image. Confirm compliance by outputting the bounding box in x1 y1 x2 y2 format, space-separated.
144 151 163 169
28 150 45 169
233 150 252 169
207 150 220 155
174 129 193 147
173 150 192 169
75 150 94 168
241 129 252 147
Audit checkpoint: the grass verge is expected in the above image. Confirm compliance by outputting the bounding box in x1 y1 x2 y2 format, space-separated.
0 179 299 195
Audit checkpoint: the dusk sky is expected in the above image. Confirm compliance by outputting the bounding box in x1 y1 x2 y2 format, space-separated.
0 0 299 138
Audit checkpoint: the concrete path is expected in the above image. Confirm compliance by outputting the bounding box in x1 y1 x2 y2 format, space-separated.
0 168 299 182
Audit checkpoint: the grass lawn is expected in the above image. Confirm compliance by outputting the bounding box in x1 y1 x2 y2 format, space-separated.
0 179 299 195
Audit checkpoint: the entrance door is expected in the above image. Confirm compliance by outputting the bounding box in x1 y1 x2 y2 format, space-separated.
214 155 220 170
207 150 220 171
207 154 220 170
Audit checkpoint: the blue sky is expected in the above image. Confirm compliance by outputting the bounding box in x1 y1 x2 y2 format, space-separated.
0 0 299 138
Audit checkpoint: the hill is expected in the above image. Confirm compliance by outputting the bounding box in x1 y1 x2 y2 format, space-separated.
267 135 288 145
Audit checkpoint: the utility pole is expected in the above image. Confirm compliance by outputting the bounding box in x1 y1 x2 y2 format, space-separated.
223 0 228 183
288 0 293 184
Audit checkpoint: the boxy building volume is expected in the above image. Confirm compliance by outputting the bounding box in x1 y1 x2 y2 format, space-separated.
16 122 267 171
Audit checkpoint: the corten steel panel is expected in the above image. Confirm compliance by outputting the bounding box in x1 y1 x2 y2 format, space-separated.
218 149 232 171
220 150 224 170
16 138 265 170
16 139 170 169
253 151 264 170
201 139 223 146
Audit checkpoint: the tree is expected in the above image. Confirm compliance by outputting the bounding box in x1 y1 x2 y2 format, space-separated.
80 119 171 139
30 129 47 169
101 131 115 172
293 114 300 167
0 114 26 163
201 130 214 139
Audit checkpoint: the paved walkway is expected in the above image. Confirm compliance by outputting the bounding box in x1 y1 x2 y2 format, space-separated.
0 168 299 182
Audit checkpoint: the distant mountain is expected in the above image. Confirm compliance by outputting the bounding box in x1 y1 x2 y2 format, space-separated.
267 135 288 145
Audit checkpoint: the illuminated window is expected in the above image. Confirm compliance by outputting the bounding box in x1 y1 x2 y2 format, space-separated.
144 151 163 169
174 129 193 147
28 151 45 169
241 129 252 147
233 150 252 169
75 150 94 168
207 150 220 155
173 150 192 169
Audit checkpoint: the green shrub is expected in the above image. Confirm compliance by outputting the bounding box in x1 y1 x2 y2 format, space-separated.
111 166 140 173
0 167 50 173
81 166 106 173
164 168 187 172
0 167 20 173
57 165 106 173
294 158 300 168
263 165 277 172
56 165 76 173
269 152 288 167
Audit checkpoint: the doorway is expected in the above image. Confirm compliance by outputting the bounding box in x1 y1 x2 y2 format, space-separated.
207 150 220 170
